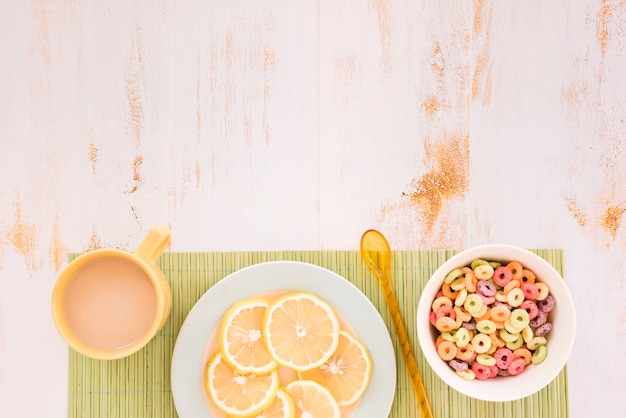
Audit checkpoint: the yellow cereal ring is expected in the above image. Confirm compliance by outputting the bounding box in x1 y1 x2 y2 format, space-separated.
499 328 519 343
476 353 496 366
514 347 532 365
471 333 492 354
531 345 548 364
474 263 495 280
454 306 472 323
522 326 534 343
504 318 524 335
464 294 483 314
506 288 525 307
451 276 466 291
489 305 511 322
432 296 453 313
454 288 468 306
504 279 521 294
435 316 458 333
535 282 550 300
495 290 508 303
437 340 458 361
444 268 464 284
456 369 476 381
527 336 547 350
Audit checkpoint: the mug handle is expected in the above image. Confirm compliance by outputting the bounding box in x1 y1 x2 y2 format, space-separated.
134 224 171 264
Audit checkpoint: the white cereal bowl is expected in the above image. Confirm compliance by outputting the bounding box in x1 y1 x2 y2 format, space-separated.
416 244 576 402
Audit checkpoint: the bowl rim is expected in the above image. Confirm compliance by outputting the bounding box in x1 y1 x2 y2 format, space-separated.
416 244 576 402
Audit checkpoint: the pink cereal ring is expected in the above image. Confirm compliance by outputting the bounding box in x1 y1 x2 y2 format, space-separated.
521 283 539 300
436 305 456 320
488 365 499 379
476 290 496 305
494 347 514 369
508 357 526 376
493 266 513 287
436 290 444 299
429 311 438 327
471 362 492 380
520 300 539 320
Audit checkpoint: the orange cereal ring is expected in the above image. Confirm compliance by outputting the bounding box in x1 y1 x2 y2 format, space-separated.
471 303 488 319
490 305 511 322
492 320 505 329
513 347 532 365
442 283 458 300
435 316 458 333
475 308 491 322
437 340 458 361
464 270 477 293
503 279 521 294
489 332 506 348
435 335 445 348
486 342 498 355
507 261 523 282
456 344 476 362
520 269 536 284
454 306 472 323
432 296 453 313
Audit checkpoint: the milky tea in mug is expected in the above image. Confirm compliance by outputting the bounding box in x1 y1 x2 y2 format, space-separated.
52 225 172 360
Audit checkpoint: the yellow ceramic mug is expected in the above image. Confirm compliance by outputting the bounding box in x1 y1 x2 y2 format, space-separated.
52 225 172 360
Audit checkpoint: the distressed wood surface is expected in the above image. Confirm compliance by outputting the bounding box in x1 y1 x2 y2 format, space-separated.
1 1 625 417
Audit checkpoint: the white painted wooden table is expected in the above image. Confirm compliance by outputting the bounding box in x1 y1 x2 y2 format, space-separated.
1 1 625 416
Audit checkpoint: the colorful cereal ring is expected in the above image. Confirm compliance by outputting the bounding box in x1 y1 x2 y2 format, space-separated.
513 347 532 365
471 333 492 354
448 359 468 371
471 362 492 380
490 304 511 322
506 287 525 307
494 347 514 369
476 353 496 367
535 282 550 300
454 306 472 322
529 309 546 328
520 283 538 300
454 288 468 306
442 282 459 300
537 294 556 313
464 294 483 314
474 264 495 280
477 280 497 297
450 276 466 291
535 322 553 337
520 269 536 284
437 340 457 361
507 261 524 282
456 344 476 362
531 345 548 365
509 308 530 330
456 369 476 381
476 319 496 334
464 269 478 293
436 305 456 320
520 300 538 320
435 316 458 332
432 296 453 312
444 268 463 284
455 327 471 347
507 357 526 375
505 333 524 351
527 336 547 350
493 266 513 287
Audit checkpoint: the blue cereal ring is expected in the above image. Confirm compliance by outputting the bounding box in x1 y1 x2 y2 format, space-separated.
537 294 556 313
535 322 553 337
477 280 497 297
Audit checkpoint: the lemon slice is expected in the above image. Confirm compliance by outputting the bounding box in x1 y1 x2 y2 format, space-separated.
263 292 340 371
298 329 372 407
286 380 340 418
219 297 277 374
250 387 296 418
204 351 279 417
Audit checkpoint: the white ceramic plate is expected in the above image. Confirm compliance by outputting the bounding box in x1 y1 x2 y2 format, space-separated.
171 261 396 418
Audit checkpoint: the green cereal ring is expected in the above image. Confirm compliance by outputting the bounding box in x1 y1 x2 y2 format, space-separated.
456 369 476 381
509 309 530 330
464 294 483 314
445 268 464 284
471 333 492 354
471 259 489 270
499 328 519 343
455 327 470 347
441 331 456 342
476 353 496 367
476 319 497 334
527 336 547 350
504 318 523 335
531 345 548 364
505 333 524 350
474 263 495 280
489 261 502 269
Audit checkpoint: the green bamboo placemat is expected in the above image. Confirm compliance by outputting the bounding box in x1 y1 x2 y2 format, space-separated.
67 250 569 417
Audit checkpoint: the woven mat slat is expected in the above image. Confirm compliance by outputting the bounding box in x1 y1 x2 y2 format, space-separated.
68 250 568 418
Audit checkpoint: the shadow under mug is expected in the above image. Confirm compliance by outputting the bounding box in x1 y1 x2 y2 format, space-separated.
51 225 172 360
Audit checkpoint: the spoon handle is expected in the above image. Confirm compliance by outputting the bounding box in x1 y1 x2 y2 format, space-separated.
378 276 434 418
